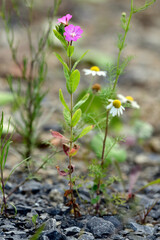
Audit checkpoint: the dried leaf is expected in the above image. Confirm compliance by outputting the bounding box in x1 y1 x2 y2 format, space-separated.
56 166 69 176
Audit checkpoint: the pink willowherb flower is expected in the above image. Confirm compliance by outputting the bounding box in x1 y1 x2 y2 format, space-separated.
64 24 83 42
57 14 72 25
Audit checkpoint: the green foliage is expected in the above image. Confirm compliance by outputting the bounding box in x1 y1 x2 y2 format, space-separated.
78 125 94 139
133 120 153 140
91 134 127 164
67 69 80 94
133 0 156 13
72 50 89 71
0 112 27 215
63 108 71 127
137 179 160 193
71 109 82 127
88 159 105 181
29 224 45 240
67 45 74 57
1 0 61 161
59 89 70 112
54 52 69 73
73 93 90 111
0 92 15 106
32 214 38 227
53 29 67 50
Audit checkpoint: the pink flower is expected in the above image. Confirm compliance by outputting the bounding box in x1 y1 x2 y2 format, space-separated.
58 14 72 25
64 24 83 42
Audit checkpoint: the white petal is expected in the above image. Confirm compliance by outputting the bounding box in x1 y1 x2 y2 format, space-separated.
132 101 140 109
107 103 113 109
117 94 126 103
92 71 97 76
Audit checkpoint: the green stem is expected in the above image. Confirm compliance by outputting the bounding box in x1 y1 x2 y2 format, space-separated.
85 94 95 113
112 0 134 91
95 110 109 214
113 161 125 192
1 167 7 216
68 54 77 217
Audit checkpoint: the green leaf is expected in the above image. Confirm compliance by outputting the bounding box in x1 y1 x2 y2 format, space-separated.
91 134 127 163
53 29 67 50
59 89 70 112
68 69 80 94
91 196 100 204
54 52 69 73
71 109 82 127
63 108 71 126
79 125 94 138
137 179 160 193
64 67 71 94
72 50 89 71
73 93 90 111
4 158 29 186
29 224 45 240
0 92 15 106
67 45 74 57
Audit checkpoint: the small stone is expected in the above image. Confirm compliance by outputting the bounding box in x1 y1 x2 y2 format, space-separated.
87 216 115 237
112 235 124 240
67 237 77 240
148 137 160 153
149 208 160 220
0 224 16 231
64 226 81 236
78 232 95 240
129 222 154 235
16 205 32 215
49 189 64 204
42 230 67 240
44 218 56 231
103 216 123 230
135 153 160 165
20 180 42 194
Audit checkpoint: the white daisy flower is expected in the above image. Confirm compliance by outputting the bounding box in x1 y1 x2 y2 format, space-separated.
117 94 140 109
83 66 107 77
107 99 125 117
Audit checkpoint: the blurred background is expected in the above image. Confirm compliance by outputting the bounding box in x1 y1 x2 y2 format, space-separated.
0 0 160 137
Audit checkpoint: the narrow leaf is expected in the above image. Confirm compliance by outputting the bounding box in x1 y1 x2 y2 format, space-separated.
4 158 29 186
63 108 71 126
136 179 160 193
79 125 94 138
64 67 71 93
72 50 89 71
53 29 67 50
29 224 45 240
73 93 90 111
59 89 70 112
71 109 82 127
54 52 69 73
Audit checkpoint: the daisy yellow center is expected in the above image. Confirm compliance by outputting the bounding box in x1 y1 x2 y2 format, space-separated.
113 100 121 108
126 96 134 101
90 66 100 71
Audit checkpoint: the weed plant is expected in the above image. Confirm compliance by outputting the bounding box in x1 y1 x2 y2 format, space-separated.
0 0 61 168
0 112 27 216
51 0 157 217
